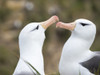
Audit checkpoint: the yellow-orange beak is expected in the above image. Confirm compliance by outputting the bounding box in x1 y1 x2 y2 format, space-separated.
41 16 59 29
56 21 76 31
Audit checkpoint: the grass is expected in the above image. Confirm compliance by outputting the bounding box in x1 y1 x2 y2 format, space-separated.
24 60 41 75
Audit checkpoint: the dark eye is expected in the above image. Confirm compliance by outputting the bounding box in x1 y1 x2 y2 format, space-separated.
31 25 39 31
80 23 89 26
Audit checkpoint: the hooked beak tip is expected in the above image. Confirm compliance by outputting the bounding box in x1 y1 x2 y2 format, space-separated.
53 15 59 22
41 15 59 29
56 22 62 28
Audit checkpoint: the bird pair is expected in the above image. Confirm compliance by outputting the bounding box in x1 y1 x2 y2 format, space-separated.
13 16 100 75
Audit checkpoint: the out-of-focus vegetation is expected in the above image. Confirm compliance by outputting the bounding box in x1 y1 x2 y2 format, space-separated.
0 0 100 75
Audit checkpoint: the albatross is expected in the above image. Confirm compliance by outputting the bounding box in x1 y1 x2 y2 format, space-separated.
13 16 59 75
56 19 100 75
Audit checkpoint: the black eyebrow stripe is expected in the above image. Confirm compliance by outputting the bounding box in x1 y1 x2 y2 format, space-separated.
80 23 89 26
36 25 39 30
31 25 39 31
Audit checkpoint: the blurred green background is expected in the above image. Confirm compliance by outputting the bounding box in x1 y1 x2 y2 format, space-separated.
0 0 100 75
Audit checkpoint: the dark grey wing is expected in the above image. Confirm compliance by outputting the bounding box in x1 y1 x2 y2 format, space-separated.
80 55 100 74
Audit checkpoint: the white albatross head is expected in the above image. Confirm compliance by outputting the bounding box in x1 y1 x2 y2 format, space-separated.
19 16 59 55
56 19 96 41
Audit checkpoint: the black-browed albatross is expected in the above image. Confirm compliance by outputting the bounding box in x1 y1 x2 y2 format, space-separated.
56 19 100 75
13 16 59 75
